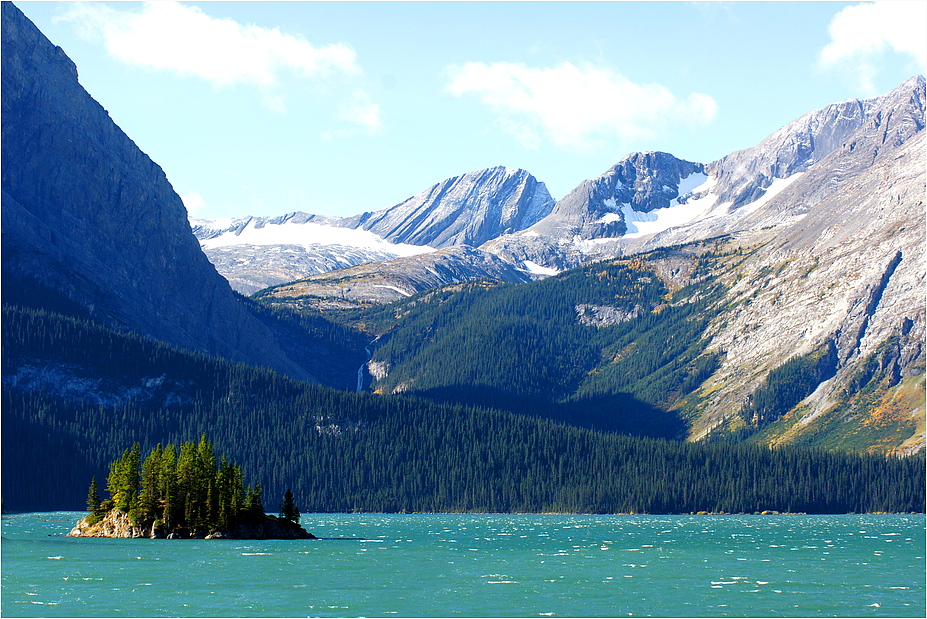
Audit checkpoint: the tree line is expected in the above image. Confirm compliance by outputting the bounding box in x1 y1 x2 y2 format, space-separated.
3 304 924 516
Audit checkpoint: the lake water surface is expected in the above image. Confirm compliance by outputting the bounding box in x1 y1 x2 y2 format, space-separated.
2 512 924 617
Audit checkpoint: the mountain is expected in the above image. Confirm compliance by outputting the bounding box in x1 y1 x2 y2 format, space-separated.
529 152 706 241
310 77 925 455
343 166 554 247
191 166 553 294
195 75 924 454
0 2 336 382
194 78 922 295
255 245 532 309
705 75 926 210
483 76 926 271
190 212 432 294
482 152 711 271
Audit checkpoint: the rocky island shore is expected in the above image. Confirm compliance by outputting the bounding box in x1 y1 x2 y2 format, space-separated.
68 508 316 540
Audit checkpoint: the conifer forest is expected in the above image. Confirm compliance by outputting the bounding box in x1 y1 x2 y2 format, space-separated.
3 299 923 515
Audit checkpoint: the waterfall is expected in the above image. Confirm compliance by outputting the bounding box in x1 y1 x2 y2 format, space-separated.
356 346 372 392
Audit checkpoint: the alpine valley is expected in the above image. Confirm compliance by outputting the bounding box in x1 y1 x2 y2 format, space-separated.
2 2 924 517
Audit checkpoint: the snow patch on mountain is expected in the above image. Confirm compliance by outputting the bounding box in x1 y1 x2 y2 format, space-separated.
737 173 805 216
618 173 721 239
523 260 559 276
196 218 434 257
622 194 720 238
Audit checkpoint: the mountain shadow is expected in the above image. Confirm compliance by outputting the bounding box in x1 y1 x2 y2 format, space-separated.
414 385 687 440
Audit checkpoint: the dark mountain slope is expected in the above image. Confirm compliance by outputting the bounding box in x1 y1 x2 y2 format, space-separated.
0 2 330 381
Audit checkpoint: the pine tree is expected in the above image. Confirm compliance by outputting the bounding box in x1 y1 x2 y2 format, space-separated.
140 444 163 515
86 477 101 514
279 488 299 523
244 482 264 516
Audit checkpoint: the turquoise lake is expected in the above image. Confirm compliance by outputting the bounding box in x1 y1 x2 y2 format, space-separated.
2 512 924 617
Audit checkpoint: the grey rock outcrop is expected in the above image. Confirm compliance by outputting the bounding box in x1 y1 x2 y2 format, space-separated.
1 2 311 380
484 77 926 273
688 128 925 443
68 509 316 540
706 75 926 211
258 245 532 308
345 166 555 248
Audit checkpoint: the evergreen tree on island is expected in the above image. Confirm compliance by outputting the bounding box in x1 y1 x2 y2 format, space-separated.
280 488 300 524
71 436 315 540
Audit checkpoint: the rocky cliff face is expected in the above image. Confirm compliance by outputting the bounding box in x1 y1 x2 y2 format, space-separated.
346 166 555 248
190 166 554 293
1 3 312 380
706 75 926 211
482 77 926 273
685 128 925 451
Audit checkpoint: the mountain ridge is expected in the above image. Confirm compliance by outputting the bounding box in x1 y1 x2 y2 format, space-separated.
191 165 553 293
1 2 321 381
191 77 924 298
3 0 923 457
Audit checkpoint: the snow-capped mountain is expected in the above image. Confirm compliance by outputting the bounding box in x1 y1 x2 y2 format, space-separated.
191 166 554 293
190 213 433 294
483 76 926 271
529 151 706 241
195 76 924 311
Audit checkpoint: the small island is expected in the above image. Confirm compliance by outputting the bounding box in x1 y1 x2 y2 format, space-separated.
69 437 316 540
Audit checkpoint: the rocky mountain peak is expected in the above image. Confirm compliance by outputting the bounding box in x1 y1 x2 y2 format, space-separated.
346 165 555 248
706 75 926 210
527 151 705 240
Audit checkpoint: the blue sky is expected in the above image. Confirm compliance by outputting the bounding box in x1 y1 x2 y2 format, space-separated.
14 1 926 220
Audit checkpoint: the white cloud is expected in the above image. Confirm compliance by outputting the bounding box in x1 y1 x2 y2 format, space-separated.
321 90 384 140
57 1 361 110
819 1 927 93
339 90 384 134
444 61 718 151
494 118 542 151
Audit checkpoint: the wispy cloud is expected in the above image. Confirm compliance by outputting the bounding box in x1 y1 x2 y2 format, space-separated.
56 1 361 113
819 1 926 94
444 61 718 151
322 90 384 140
